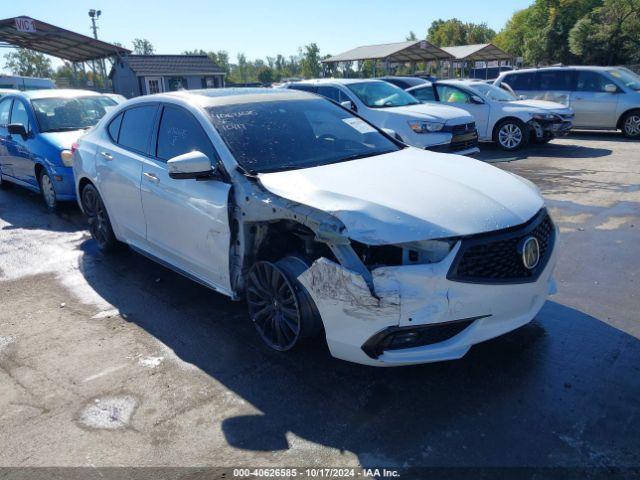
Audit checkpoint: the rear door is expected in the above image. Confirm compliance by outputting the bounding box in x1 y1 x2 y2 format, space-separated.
96 104 157 247
533 69 573 106
570 70 619 128
140 104 232 293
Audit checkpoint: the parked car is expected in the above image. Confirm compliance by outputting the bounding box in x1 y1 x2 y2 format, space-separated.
0 89 118 208
407 80 574 150
283 79 479 155
73 88 557 366
105 93 128 104
494 66 640 138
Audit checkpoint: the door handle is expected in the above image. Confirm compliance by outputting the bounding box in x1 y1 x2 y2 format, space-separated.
143 172 159 183
100 151 113 160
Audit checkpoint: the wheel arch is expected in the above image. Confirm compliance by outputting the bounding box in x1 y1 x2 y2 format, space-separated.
492 116 528 141
617 108 640 129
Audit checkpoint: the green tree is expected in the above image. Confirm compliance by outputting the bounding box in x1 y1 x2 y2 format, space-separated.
406 31 418 41
4 49 53 77
132 38 154 55
569 0 640 64
300 43 322 78
427 19 496 46
257 66 275 84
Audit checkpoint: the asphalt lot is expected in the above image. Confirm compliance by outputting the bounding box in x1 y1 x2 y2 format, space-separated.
0 132 638 471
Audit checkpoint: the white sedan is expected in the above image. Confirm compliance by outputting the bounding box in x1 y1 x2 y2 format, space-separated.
73 88 557 366
408 80 574 151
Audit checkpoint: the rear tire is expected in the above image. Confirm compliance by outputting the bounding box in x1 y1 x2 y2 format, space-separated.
494 119 529 151
81 183 118 252
246 256 321 352
38 170 58 210
621 110 640 138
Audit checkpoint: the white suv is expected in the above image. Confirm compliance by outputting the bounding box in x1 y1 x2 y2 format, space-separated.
284 79 479 155
73 88 557 366
408 80 574 151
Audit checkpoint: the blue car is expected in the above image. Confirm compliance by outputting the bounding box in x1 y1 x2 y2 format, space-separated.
0 89 118 209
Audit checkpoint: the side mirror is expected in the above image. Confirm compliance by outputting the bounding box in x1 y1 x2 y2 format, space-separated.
604 84 618 93
340 100 357 111
470 95 485 105
167 150 214 180
518 94 528 100
8 123 28 137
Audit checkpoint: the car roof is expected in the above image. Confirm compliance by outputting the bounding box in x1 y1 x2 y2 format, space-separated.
501 66 614 75
292 78 388 86
15 89 105 100
128 88 317 108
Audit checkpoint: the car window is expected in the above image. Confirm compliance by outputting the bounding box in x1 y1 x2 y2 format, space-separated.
436 85 472 104
502 72 535 91
10 100 30 130
288 84 316 93
537 70 573 91
207 98 399 174
410 86 435 102
0 98 12 126
108 112 123 142
156 106 216 162
118 105 157 154
317 86 341 102
347 81 420 108
575 71 612 92
31 95 117 132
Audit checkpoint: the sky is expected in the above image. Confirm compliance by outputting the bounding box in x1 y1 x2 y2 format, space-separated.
2 0 532 72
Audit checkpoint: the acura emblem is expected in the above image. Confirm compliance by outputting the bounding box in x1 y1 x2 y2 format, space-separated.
520 236 540 270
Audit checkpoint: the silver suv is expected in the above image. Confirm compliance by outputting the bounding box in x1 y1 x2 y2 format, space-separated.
494 66 640 138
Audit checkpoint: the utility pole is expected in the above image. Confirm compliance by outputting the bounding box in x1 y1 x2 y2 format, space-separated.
88 9 107 88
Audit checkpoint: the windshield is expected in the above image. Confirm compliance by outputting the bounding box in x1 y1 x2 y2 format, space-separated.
608 68 640 91
32 96 117 132
470 83 517 101
207 98 400 174
346 81 421 108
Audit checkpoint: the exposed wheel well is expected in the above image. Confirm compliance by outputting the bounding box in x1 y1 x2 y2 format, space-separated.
34 163 44 182
78 177 94 197
492 117 528 140
617 108 640 129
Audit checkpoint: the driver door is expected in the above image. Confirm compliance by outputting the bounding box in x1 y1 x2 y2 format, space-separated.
140 104 232 293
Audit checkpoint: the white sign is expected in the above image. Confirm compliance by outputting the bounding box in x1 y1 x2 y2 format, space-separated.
15 17 36 33
342 117 376 134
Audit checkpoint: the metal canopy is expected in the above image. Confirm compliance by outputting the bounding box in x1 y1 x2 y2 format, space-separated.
0 16 130 62
441 43 511 61
323 40 453 64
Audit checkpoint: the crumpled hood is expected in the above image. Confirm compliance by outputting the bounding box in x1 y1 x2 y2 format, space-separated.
384 103 474 124
258 148 544 245
40 130 86 150
510 99 572 114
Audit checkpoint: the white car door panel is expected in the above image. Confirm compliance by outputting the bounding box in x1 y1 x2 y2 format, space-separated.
140 104 232 293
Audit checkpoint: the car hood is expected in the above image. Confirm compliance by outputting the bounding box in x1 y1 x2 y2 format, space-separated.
258 148 544 245
510 99 572 113
383 103 474 124
40 130 87 150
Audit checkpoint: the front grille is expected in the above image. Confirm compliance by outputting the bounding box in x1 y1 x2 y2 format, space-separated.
449 136 478 152
451 121 476 134
447 209 555 284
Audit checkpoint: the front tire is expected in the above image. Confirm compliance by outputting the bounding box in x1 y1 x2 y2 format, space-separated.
495 119 529 151
81 183 118 252
621 110 640 138
536 132 554 144
246 256 321 352
38 170 58 210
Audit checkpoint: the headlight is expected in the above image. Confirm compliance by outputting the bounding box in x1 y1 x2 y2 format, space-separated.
408 120 444 133
532 113 558 121
398 239 456 264
60 149 73 167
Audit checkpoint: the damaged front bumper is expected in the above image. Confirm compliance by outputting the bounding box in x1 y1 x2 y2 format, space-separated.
298 241 558 367
529 117 573 139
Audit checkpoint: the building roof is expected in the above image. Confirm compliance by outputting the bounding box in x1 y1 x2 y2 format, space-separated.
441 44 511 61
323 40 453 64
119 55 225 76
0 16 130 62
